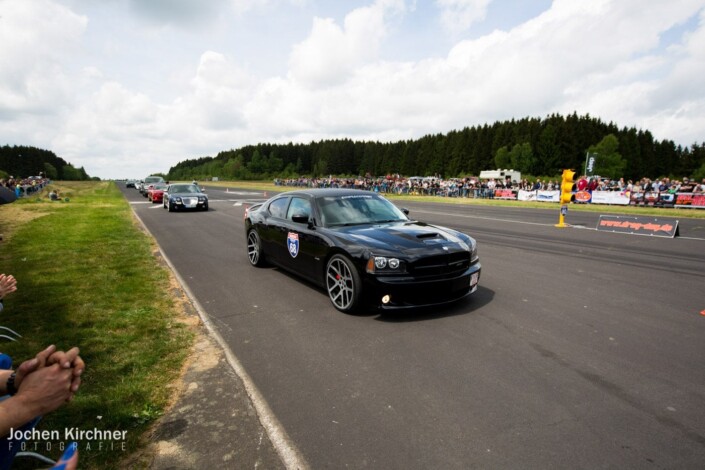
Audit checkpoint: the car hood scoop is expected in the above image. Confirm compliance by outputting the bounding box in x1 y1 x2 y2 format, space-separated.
341 223 465 252
415 232 443 240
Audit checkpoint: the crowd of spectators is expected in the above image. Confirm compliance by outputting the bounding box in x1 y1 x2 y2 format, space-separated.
273 174 705 199
0 175 51 198
274 175 539 198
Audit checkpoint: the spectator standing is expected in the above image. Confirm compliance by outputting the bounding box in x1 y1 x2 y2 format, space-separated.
679 178 695 192
587 178 599 192
577 176 589 191
694 179 705 193
487 179 496 199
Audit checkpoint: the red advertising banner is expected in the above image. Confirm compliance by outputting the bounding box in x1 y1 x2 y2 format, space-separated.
574 190 592 203
675 193 705 208
494 189 517 200
596 215 679 238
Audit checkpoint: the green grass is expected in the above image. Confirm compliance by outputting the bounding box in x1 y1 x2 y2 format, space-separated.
0 181 193 469
200 180 705 219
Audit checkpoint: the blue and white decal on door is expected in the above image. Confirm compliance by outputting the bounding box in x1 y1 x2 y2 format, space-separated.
287 232 299 258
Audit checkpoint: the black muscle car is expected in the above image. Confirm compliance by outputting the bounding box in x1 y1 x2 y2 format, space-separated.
244 188 481 313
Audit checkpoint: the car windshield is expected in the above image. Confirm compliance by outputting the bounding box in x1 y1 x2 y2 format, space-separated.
170 185 199 193
145 176 164 183
318 194 408 227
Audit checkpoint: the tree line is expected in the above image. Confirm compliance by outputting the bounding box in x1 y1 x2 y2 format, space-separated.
168 113 705 182
0 145 92 181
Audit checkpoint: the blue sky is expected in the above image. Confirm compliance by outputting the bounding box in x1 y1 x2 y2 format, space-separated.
1 0 703 179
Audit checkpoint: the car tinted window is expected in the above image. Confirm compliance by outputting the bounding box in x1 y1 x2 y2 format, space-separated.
145 176 164 183
286 197 311 221
318 194 407 226
268 197 289 219
169 185 198 193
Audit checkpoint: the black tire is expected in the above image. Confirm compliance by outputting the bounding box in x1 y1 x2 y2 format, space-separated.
326 254 362 313
168 202 175 212
203 203 209 211
247 229 266 267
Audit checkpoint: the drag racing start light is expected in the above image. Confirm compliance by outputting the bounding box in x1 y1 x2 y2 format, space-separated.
560 169 577 204
556 169 577 228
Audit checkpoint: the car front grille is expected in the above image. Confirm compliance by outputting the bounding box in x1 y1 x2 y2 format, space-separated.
407 251 471 278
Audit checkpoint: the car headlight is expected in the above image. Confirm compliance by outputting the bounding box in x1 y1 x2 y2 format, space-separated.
470 243 479 262
199 196 206 202
366 255 404 274
175 197 182 203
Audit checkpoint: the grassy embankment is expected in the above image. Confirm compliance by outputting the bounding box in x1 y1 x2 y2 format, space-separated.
200 180 705 219
0 181 193 469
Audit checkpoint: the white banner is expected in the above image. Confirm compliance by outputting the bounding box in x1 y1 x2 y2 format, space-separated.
518 190 560 202
590 190 630 205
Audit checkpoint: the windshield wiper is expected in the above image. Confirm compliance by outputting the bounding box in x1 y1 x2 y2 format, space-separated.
372 219 404 224
328 221 372 227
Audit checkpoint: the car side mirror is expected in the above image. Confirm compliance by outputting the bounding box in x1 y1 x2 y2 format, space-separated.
402 208 410 215
292 213 310 224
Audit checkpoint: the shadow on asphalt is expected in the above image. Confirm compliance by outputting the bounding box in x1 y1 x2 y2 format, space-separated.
265 266 494 322
373 285 494 323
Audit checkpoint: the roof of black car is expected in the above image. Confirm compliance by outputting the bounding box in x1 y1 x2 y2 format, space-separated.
276 188 378 198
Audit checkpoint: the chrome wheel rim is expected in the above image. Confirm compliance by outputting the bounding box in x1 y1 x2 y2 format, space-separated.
247 231 260 265
327 258 354 310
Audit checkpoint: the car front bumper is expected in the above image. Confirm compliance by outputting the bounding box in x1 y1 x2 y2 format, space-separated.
364 262 481 310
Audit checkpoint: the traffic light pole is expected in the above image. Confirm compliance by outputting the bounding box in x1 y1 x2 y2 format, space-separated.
556 169 576 228
555 204 568 228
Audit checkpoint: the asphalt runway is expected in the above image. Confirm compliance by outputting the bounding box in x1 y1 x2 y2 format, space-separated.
122 184 705 469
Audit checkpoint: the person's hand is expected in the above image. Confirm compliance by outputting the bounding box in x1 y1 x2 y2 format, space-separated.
47 346 84 395
14 363 74 416
14 345 85 399
0 273 17 299
11 344 55 390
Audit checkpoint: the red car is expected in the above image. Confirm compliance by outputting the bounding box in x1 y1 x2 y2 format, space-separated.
148 183 168 203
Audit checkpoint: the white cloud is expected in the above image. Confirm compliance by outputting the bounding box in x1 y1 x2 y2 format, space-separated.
0 0 87 118
1 0 704 179
435 0 492 35
288 0 405 86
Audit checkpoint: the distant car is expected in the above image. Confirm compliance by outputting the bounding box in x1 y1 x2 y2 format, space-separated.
163 183 208 212
147 183 168 203
140 176 165 196
126 180 136 188
244 188 481 313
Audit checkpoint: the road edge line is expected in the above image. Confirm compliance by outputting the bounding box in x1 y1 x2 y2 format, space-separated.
132 208 309 470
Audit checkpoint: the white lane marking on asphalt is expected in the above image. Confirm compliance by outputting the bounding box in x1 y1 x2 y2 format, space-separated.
413 209 559 228
412 209 705 240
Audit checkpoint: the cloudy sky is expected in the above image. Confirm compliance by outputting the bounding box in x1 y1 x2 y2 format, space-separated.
1 0 704 180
